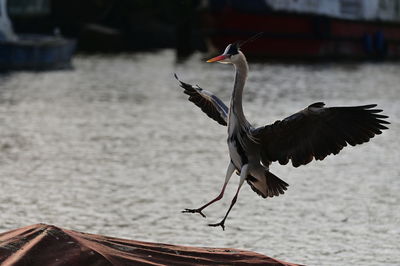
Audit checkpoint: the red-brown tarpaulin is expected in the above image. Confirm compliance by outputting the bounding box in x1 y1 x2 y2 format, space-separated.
0 224 301 266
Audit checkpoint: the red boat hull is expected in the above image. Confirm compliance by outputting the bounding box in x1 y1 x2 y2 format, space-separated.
205 8 400 59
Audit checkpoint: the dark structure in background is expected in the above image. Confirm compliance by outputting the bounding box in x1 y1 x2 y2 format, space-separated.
9 0 206 56
6 0 400 60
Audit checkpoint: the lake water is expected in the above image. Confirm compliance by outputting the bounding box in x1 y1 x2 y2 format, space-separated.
0 50 398 265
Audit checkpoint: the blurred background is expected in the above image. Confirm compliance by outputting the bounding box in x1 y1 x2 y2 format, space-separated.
2 0 400 67
0 1 399 265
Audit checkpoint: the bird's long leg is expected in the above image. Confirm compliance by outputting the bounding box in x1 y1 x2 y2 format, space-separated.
182 162 235 218
208 164 248 230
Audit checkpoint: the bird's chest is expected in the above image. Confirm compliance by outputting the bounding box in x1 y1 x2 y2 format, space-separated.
227 129 248 169
228 139 245 169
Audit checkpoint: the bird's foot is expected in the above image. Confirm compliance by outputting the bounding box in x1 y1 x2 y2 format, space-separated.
182 208 206 218
208 220 226 231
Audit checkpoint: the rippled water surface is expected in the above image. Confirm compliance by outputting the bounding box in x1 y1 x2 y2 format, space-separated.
0 51 399 265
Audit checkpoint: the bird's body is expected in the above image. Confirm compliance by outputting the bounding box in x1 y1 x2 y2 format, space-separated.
225 51 288 200
176 42 389 230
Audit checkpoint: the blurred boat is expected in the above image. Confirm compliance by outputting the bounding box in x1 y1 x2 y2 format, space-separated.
0 0 75 70
0 34 76 71
204 0 400 60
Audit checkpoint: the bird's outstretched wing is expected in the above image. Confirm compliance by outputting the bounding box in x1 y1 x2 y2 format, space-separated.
251 102 389 167
175 74 228 126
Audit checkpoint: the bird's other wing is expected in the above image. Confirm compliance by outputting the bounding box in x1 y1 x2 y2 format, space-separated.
175 74 228 126
251 102 390 167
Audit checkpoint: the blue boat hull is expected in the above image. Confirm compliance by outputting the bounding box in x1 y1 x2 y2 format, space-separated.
0 34 76 70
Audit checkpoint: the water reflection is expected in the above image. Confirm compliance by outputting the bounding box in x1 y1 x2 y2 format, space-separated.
0 50 398 265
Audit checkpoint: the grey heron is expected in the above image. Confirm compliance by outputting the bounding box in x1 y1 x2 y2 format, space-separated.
175 42 389 230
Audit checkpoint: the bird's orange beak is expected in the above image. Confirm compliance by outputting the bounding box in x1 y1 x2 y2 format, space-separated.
206 55 228 63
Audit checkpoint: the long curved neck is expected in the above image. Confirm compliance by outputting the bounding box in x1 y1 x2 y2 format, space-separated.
230 53 249 126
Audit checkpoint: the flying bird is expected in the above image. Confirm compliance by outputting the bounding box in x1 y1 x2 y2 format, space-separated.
175 41 389 230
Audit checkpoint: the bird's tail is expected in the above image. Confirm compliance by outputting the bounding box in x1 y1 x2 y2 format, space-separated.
247 171 288 198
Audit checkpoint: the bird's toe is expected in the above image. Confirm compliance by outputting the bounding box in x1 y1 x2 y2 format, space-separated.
182 208 206 218
208 221 225 231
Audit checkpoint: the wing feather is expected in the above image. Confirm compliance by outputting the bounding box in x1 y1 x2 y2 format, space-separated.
251 102 389 167
175 74 228 126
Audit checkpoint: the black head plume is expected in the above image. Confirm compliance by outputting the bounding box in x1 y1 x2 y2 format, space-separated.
237 32 264 48
220 32 264 58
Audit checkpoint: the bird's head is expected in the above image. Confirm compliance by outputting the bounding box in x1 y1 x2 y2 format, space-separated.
206 33 264 65
206 43 242 64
